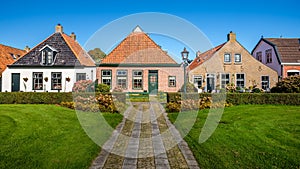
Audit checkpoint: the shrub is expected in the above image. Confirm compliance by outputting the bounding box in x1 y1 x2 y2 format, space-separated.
96 83 110 93
72 80 93 92
271 75 300 93
178 83 198 93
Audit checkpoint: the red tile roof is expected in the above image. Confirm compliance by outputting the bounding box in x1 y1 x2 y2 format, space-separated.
188 43 225 71
62 33 95 66
0 44 26 75
101 27 177 64
264 38 300 63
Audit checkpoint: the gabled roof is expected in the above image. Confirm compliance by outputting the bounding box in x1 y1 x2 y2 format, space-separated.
101 26 178 65
188 43 225 71
252 38 300 64
11 32 95 67
0 44 26 75
264 38 300 63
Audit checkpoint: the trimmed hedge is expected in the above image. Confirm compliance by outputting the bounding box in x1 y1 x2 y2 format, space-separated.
0 92 73 104
167 93 300 105
0 92 126 104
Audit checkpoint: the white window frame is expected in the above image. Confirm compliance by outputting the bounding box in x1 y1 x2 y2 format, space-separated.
193 75 203 89
132 70 143 90
116 70 127 89
261 76 270 90
236 73 245 88
101 70 112 87
234 53 242 63
224 53 231 63
168 76 176 87
220 73 230 89
33 72 43 90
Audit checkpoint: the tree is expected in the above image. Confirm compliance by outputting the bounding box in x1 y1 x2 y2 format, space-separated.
271 75 300 93
88 48 106 63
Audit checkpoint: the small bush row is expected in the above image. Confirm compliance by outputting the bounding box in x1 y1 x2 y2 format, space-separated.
167 93 300 106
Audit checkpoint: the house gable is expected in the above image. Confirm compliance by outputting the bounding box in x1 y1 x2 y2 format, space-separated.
10 31 95 68
101 26 178 65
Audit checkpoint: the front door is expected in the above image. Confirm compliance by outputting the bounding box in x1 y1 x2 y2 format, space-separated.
206 74 215 92
12 73 20 92
148 70 158 95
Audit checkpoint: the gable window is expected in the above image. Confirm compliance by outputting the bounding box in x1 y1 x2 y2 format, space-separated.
168 76 176 87
224 53 231 63
236 74 245 88
132 70 143 90
76 73 86 81
33 72 43 90
101 70 112 87
235 54 242 63
266 49 272 63
116 70 127 89
52 72 62 90
193 75 202 89
256 51 262 62
221 73 230 89
261 76 269 90
40 45 57 66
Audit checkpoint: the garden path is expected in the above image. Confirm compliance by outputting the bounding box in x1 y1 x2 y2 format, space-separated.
90 101 199 169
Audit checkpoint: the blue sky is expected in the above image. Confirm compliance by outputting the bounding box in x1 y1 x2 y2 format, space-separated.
1 0 300 61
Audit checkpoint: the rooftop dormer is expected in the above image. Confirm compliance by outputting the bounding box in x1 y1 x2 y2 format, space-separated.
39 45 58 66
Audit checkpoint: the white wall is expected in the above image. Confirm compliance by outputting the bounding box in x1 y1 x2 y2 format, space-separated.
2 67 96 92
252 41 281 76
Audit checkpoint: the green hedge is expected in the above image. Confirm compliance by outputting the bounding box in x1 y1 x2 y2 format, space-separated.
167 93 300 105
0 92 73 104
0 92 126 104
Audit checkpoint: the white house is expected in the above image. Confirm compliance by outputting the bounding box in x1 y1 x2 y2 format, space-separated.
1 24 96 92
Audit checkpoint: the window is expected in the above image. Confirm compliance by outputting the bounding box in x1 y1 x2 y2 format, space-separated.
193 75 202 89
236 74 245 88
101 70 112 87
132 70 143 89
116 70 127 89
33 72 43 90
235 54 242 63
10 53 17 59
168 76 176 87
221 74 230 88
41 47 56 65
266 49 272 63
256 51 262 62
224 53 231 63
76 73 86 81
261 76 269 90
52 72 62 90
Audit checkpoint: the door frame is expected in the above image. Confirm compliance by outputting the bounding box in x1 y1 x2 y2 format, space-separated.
206 73 216 92
11 73 21 92
148 70 158 95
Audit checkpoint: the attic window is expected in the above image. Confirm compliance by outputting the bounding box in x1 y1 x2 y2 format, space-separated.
39 45 57 66
10 53 17 59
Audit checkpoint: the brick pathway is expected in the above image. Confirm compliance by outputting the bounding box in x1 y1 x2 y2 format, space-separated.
90 102 199 169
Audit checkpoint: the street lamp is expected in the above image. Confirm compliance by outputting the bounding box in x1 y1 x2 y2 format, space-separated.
181 47 189 93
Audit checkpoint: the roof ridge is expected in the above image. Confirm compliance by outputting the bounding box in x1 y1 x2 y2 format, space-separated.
0 44 25 52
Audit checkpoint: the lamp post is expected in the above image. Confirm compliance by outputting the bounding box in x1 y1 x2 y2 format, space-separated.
181 47 189 93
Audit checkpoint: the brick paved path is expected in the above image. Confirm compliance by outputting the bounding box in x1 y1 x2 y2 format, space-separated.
90 102 199 169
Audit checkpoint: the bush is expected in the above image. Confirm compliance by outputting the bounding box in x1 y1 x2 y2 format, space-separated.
178 83 198 93
72 80 93 92
96 83 110 93
271 75 300 93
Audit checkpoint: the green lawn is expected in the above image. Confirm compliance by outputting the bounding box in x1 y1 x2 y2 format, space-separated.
0 104 123 169
168 105 300 169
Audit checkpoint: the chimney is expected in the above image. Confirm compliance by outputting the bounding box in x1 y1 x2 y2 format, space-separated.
24 46 30 52
196 50 201 57
70 32 76 41
227 31 236 42
55 23 63 33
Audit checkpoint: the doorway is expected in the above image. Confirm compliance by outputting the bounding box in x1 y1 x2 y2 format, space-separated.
12 73 20 92
148 70 158 95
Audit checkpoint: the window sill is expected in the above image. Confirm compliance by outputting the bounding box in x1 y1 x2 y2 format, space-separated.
224 62 231 65
234 62 242 65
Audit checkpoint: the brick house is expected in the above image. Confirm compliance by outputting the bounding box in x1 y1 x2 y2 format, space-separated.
251 38 300 78
188 32 278 92
97 26 183 94
0 44 27 91
1 24 96 92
